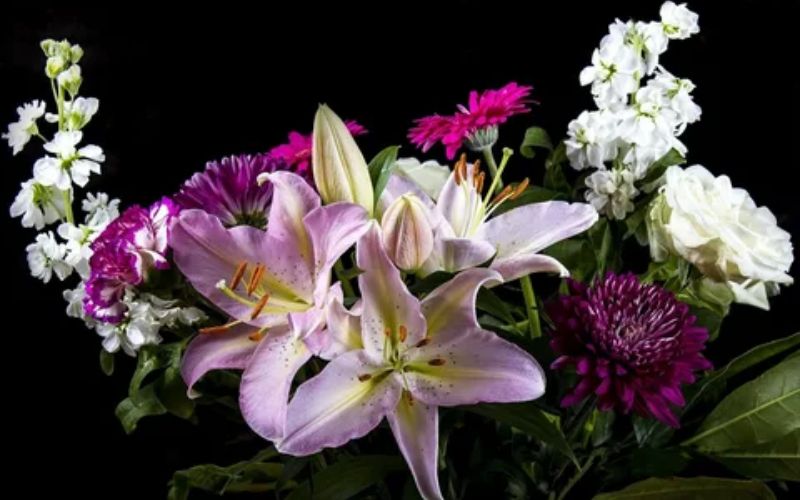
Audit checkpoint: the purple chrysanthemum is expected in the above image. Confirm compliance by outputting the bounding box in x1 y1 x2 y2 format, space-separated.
548 272 712 427
84 197 179 323
175 153 305 228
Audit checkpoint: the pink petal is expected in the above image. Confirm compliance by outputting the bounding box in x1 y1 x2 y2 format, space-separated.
181 323 259 397
387 396 443 500
278 350 401 455
421 268 502 343
490 253 570 283
357 224 427 361
405 327 545 407
306 296 363 360
260 170 321 265
239 328 312 441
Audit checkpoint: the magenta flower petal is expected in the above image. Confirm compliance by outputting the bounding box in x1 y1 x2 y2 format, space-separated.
548 272 712 427
269 120 366 175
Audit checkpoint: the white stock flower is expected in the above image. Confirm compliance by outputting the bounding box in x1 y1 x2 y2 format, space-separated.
609 19 668 75
26 232 71 283
57 64 82 95
647 165 794 309
2 100 46 155
579 33 643 110
660 1 700 40
57 222 98 279
46 97 100 131
565 110 619 170
9 179 67 230
82 192 120 226
63 282 96 327
648 69 702 132
585 168 639 220
33 131 104 190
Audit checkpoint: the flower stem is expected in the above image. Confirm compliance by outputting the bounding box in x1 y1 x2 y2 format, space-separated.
62 189 74 224
334 260 355 298
520 275 542 338
556 450 602 500
481 146 504 189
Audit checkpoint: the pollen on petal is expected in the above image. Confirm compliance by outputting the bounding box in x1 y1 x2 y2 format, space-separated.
428 358 446 366
357 373 372 382
415 337 430 348
398 325 408 343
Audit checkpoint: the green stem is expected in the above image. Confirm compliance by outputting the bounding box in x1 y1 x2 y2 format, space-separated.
520 275 542 338
556 450 601 500
334 260 355 297
481 146 503 189
62 189 74 224
56 82 65 131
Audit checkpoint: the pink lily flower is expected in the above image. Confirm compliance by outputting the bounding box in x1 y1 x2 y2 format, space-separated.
170 171 370 441
277 224 545 500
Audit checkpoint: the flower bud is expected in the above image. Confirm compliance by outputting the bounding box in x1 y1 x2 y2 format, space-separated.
45 56 66 78
312 104 374 214
57 65 82 95
70 45 84 63
381 194 435 271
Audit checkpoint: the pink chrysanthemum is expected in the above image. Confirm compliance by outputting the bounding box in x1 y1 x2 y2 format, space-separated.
268 120 367 175
409 82 533 159
547 272 712 427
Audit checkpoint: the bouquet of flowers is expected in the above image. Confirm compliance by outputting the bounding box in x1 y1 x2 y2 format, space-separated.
6 3 797 499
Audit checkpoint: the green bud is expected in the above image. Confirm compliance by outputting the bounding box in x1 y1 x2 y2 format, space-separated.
45 55 66 78
70 44 84 63
40 39 59 57
57 65 82 96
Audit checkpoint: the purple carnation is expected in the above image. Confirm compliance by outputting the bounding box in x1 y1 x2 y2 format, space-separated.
548 272 712 427
84 197 179 323
175 153 301 228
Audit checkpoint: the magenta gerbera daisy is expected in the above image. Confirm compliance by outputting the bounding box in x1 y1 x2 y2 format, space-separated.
547 272 712 427
409 82 533 159
268 120 367 175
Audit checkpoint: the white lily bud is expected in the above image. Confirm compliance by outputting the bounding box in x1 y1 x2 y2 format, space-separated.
312 104 374 215
381 194 435 272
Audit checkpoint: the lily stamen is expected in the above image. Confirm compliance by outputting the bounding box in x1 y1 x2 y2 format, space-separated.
247 263 265 295
398 325 408 342
357 373 372 382
428 358 446 366
230 261 248 290
248 328 267 342
490 185 513 206
250 293 270 320
510 178 529 199
415 338 430 348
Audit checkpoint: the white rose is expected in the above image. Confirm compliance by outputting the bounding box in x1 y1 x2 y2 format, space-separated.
647 165 794 309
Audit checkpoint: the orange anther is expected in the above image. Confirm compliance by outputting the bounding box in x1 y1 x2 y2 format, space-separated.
398 325 408 342
250 293 270 320
230 261 248 290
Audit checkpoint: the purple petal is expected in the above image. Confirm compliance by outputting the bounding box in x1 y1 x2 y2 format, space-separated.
260 170 321 265
306 296 363 360
357 223 427 361
405 327 545 407
278 350 401 455
490 253 570 282
387 396 443 500
181 323 259 397
421 268 502 343
239 328 312 441
478 201 598 257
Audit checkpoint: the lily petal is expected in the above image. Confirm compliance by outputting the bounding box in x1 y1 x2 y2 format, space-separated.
435 164 481 238
357 223 427 361
421 227 496 276
421 268 502 343
279 350 401 455
387 395 443 500
378 174 442 228
239 327 312 441
259 170 320 266
490 253 570 283
406 328 545 407
181 322 259 398
477 201 598 258
306 295 363 360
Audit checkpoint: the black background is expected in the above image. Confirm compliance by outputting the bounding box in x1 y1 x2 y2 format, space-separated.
2 1 798 498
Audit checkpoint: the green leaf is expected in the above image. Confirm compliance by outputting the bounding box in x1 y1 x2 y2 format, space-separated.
594 477 775 499
99 349 115 376
543 143 570 194
286 455 405 500
676 278 734 341
465 402 578 467
543 238 594 282
520 126 553 159
637 148 685 191
587 218 614 276
115 383 167 434
475 288 518 325
684 356 800 453
368 145 401 207
633 415 674 448
168 448 284 500
711 429 800 481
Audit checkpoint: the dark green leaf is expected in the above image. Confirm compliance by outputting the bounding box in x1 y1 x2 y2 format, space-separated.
368 145 401 206
409 271 454 296
711 429 799 481
476 288 517 325
100 349 115 376
594 476 775 499
286 455 405 500
676 278 734 341
637 149 686 190
587 219 614 276
589 410 615 447
465 402 578 467
115 383 167 434
633 415 674 448
168 448 284 500
520 126 553 159
543 143 571 194
684 356 800 454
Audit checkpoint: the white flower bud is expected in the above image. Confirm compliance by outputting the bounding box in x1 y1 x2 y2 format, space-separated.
381 194 435 271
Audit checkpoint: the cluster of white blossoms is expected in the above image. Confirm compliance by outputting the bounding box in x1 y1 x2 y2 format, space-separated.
566 1 701 219
6 39 205 355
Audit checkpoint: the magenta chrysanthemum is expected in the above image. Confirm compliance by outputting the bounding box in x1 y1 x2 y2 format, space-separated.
547 272 712 427
175 153 296 228
268 120 367 175
84 198 179 323
409 82 533 159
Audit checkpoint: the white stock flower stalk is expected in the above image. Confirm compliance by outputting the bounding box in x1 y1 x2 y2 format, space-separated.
567 1 701 220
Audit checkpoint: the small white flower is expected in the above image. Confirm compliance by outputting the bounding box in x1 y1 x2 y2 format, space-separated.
648 68 702 132
63 282 95 327
57 64 82 95
609 20 668 75
58 222 98 279
82 192 120 227
96 322 122 354
660 1 700 39
565 110 619 170
45 97 100 131
33 131 104 190
140 293 207 328
580 33 644 110
9 179 67 230
26 232 71 283
2 100 46 155
647 165 794 310
585 168 639 220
